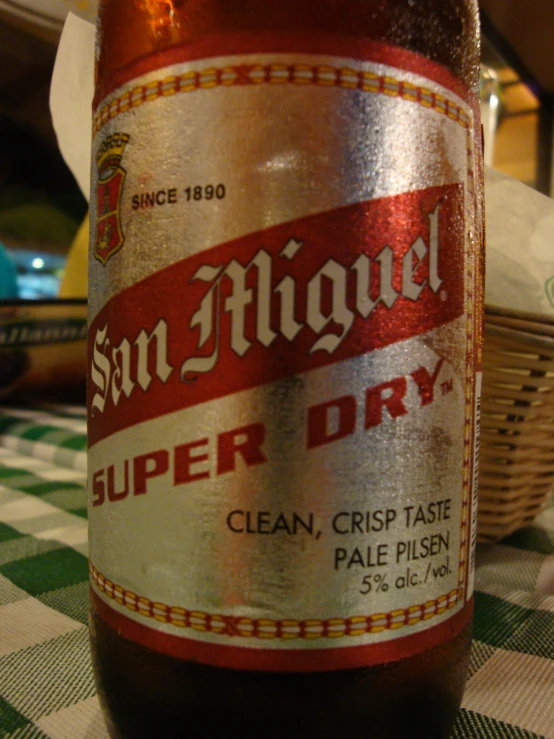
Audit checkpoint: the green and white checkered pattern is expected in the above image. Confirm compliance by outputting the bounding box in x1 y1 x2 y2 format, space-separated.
0 405 107 739
1 405 553 738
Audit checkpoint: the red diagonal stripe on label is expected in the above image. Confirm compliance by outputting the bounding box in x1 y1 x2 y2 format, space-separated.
88 184 465 446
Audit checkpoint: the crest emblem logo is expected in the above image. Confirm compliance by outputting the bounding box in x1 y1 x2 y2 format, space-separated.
94 133 130 265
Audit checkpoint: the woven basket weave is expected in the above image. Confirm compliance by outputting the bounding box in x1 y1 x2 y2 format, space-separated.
478 307 554 543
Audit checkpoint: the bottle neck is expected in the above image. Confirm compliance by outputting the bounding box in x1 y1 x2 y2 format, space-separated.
95 0 480 100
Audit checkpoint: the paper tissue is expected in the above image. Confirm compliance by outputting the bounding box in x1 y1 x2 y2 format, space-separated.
485 166 554 318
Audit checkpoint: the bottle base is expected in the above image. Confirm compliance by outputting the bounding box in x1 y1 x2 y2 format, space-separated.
91 610 471 739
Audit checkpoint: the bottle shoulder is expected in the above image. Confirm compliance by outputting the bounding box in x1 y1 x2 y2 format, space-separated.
95 0 479 99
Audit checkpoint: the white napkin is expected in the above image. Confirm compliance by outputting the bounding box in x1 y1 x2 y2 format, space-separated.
485 167 554 316
49 12 95 201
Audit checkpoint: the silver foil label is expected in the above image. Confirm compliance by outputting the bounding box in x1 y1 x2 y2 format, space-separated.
88 51 480 670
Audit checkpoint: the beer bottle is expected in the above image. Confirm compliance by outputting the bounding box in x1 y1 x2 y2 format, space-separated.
88 1 483 737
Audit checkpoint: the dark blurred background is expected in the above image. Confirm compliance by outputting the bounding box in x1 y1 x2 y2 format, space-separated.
0 5 89 299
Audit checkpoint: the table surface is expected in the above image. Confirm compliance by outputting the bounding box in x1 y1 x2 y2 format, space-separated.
1 404 553 739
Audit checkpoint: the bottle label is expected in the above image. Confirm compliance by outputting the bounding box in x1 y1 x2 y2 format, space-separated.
88 40 482 671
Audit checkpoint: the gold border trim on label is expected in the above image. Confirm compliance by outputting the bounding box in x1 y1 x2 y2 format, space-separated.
93 63 471 136
90 562 460 640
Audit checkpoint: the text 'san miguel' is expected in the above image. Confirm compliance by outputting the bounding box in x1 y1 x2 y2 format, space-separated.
90 202 444 416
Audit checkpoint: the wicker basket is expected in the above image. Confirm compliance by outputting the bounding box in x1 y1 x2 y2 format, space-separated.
478 306 554 543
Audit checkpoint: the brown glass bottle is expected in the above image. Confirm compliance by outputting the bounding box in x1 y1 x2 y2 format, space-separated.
90 1 482 737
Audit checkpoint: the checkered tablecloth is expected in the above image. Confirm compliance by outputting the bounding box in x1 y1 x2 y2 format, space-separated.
1 405 553 739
